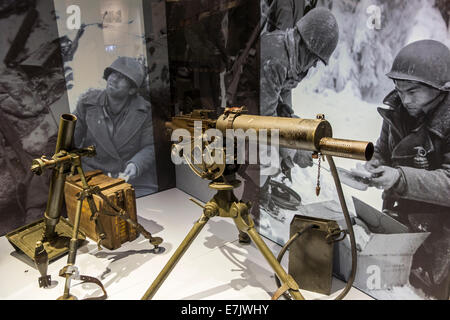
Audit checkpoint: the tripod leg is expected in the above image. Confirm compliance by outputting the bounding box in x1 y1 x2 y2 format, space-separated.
58 197 83 300
141 214 210 300
246 227 305 300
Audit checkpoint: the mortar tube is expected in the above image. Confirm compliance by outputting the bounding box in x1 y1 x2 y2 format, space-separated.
43 114 77 239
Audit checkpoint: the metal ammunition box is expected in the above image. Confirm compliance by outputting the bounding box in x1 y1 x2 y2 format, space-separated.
289 215 340 295
64 170 138 250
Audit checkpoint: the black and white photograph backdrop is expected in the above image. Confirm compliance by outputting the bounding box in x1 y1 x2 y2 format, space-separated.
258 0 450 300
0 0 70 236
53 0 174 197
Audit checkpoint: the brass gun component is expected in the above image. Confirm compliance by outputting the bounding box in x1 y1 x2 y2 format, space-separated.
167 108 373 161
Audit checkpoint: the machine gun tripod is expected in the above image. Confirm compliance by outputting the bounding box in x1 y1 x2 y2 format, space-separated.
143 174 305 300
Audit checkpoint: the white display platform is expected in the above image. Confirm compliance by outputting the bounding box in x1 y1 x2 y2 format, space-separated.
0 188 372 300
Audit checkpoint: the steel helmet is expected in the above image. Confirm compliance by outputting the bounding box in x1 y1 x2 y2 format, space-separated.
104 57 145 88
387 40 450 91
296 7 339 65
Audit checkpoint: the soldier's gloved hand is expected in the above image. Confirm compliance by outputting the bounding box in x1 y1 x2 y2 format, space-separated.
367 166 400 190
293 150 313 168
277 103 295 118
121 163 137 182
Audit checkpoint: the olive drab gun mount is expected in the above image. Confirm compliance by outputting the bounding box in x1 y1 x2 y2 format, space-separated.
8 114 163 300
142 107 374 300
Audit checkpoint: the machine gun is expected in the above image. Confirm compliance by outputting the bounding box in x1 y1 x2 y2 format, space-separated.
142 107 373 300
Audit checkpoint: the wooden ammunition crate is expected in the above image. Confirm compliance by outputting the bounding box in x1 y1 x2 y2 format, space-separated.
64 170 138 250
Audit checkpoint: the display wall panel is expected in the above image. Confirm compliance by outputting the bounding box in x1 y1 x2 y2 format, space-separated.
0 0 70 236
53 0 175 198
141 0 175 192
168 0 262 220
258 0 450 300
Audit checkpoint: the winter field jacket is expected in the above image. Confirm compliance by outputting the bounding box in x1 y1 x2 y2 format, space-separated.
73 89 158 197
260 28 308 117
374 90 450 219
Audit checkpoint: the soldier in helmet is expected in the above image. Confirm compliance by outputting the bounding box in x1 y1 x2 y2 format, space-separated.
263 0 317 120
73 56 158 197
261 7 338 117
364 39 450 299
265 0 318 32
258 8 339 214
